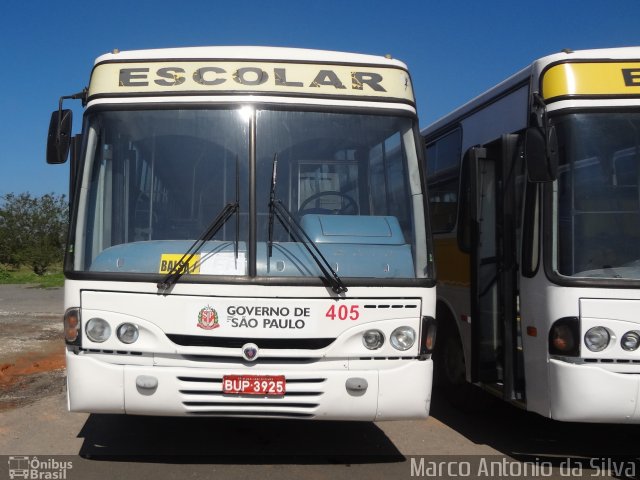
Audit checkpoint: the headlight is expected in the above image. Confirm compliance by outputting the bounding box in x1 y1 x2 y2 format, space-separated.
116 323 139 344
621 331 640 351
362 329 384 350
390 326 416 351
85 318 111 343
584 326 610 352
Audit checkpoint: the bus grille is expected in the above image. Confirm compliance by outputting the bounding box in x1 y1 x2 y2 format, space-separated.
177 375 326 418
167 335 334 350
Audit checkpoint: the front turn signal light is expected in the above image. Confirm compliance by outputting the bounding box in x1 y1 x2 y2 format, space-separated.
420 316 437 355
548 317 580 356
63 308 81 345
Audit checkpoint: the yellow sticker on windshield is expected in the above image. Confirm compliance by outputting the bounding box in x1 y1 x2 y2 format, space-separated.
159 254 201 274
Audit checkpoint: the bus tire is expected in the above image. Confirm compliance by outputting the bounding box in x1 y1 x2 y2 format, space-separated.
434 310 492 412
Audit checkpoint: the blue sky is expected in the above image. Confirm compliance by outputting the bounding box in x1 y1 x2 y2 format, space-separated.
1 0 638 197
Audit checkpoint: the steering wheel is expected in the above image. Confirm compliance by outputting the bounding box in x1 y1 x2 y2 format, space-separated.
298 191 359 215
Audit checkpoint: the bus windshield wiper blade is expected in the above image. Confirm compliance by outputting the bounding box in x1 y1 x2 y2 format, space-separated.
157 201 239 291
271 199 347 294
267 155 345 293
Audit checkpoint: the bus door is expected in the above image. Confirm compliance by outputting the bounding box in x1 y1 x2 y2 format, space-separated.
468 134 521 402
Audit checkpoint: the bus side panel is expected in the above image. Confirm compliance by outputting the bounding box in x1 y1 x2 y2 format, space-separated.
459 86 529 153
519 274 553 416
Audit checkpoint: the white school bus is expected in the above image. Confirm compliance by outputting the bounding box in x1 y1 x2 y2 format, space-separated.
423 46 640 422
46 46 436 420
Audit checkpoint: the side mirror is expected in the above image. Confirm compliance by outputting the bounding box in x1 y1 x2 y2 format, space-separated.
525 125 558 182
46 109 73 164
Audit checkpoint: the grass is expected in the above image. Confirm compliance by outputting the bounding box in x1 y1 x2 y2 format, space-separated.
0 264 64 288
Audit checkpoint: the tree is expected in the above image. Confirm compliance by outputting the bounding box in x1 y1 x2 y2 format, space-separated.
0 193 68 275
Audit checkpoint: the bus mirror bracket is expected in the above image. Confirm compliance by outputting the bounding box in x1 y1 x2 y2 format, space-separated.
46 90 87 165
525 93 558 182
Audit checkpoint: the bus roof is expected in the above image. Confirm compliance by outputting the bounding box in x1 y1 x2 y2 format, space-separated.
423 46 640 136
87 46 415 106
94 46 409 69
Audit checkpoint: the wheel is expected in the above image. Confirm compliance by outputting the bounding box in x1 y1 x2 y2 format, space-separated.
298 191 358 216
434 326 467 396
434 315 493 411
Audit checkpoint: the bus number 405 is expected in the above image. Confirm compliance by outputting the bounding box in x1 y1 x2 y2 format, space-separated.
325 304 360 320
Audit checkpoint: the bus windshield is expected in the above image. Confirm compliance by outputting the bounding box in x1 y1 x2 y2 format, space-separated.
555 111 640 279
72 107 427 282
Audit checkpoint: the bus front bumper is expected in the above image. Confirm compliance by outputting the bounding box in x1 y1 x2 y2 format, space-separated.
65 350 432 421
549 359 640 423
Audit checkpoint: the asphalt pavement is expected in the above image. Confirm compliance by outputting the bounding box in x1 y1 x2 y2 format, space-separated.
0 284 638 480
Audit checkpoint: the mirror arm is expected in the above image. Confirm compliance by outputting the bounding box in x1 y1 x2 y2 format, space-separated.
56 89 87 141
532 92 555 159
526 92 558 182
532 92 547 130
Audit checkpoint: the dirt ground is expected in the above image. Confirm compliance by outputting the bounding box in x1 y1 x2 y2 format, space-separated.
0 284 65 411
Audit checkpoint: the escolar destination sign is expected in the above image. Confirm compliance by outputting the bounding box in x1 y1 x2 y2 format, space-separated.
541 61 640 101
88 60 415 103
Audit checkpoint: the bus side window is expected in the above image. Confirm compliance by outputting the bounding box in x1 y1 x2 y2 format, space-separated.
368 130 412 240
426 128 462 233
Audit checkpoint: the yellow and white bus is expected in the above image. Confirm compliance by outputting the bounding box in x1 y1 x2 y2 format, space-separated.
46 46 436 420
423 46 640 422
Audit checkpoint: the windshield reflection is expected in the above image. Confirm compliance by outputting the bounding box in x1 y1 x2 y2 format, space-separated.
73 108 427 281
555 112 640 279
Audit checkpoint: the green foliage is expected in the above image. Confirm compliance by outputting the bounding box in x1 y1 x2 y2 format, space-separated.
0 265 64 287
0 264 10 281
0 192 68 276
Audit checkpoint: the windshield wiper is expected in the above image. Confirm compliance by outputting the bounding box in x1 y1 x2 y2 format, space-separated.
158 159 240 292
268 157 347 294
157 201 239 291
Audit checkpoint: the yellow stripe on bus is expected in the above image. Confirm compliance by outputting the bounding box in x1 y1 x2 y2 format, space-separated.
434 237 470 287
542 62 640 100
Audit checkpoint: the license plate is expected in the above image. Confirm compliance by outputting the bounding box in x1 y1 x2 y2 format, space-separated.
222 375 286 395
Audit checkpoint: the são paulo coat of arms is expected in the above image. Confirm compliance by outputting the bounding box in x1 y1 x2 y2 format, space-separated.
197 305 220 330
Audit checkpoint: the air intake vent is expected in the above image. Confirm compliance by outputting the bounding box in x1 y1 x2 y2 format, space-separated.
177 375 326 418
166 335 334 350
